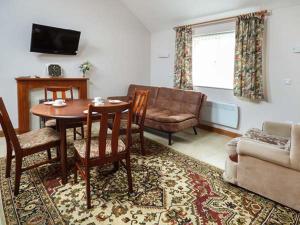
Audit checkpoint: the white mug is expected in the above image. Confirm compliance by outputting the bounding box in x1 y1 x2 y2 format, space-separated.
94 97 103 102
54 99 64 105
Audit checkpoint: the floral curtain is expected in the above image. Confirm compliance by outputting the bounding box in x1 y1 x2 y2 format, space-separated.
233 13 265 100
174 26 193 90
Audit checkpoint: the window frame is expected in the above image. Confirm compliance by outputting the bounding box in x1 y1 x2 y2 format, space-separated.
192 30 236 90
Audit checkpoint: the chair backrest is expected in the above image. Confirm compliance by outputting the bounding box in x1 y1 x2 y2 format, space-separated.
85 102 132 161
132 90 149 127
44 86 74 101
0 98 22 154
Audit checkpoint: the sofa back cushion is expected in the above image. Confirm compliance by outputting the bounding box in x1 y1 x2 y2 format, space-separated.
154 87 206 117
127 84 159 106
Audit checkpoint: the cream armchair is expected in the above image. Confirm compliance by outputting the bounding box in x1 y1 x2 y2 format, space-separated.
223 121 300 211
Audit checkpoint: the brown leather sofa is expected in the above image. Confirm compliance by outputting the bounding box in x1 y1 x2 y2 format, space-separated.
110 84 206 145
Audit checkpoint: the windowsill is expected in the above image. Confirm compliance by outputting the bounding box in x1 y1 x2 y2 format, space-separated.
193 85 233 91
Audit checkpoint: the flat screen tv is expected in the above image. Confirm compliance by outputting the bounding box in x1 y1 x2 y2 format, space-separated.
30 24 81 55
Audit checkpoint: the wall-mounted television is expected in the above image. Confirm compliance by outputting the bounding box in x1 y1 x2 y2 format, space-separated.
30 24 81 55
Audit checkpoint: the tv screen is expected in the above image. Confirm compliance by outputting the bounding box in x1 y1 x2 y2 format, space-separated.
30 24 81 55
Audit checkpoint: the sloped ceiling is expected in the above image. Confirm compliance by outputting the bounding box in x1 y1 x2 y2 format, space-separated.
119 0 300 32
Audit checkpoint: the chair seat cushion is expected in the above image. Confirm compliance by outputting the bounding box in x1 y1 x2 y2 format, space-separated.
45 119 56 127
18 127 60 150
73 137 126 158
108 119 140 131
146 107 196 123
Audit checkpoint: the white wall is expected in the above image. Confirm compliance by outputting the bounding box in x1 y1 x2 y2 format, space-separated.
151 5 300 133
0 0 150 129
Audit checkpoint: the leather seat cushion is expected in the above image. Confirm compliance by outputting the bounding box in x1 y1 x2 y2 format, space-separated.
146 107 196 123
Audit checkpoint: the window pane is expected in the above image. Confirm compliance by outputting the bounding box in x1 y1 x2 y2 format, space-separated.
192 32 235 89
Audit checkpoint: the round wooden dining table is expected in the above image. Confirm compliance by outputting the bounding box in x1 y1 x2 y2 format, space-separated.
31 99 127 184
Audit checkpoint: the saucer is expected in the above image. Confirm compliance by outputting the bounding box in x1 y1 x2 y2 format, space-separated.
44 101 54 105
108 100 122 104
52 102 67 107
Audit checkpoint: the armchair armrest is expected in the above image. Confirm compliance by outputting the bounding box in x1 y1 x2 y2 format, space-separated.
107 96 130 102
262 121 292 138
237 139 290 168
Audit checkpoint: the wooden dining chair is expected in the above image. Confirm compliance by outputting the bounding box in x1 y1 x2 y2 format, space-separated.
0 97 60 195
108 90 149 155
44 86 84 140
73 102 133 209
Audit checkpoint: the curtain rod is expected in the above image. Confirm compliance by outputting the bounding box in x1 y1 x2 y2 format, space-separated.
173 10 269 30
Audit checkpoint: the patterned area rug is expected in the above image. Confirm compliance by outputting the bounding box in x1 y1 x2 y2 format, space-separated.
0 138 299 225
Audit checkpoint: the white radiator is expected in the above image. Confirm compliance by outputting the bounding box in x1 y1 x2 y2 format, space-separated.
201 101 239 128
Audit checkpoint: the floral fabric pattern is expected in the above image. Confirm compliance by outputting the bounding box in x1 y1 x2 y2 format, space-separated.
108 119 140 131
234 13 265 100
174 26 193 90
18 127 60 150
73 137 126 158
227 128 291 152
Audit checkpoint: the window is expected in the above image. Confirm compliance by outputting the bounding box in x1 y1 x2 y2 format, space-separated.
192 31 235 89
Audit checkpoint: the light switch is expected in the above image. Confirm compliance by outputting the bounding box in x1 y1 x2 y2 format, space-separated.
284 78 292 86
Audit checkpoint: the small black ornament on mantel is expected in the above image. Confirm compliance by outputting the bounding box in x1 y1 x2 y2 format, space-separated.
47 64 62 77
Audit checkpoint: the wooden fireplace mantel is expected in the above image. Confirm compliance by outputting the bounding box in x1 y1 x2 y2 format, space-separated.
16 77 88 133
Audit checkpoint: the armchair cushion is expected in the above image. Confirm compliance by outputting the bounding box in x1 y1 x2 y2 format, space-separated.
244 128 290 151
237 140 290 168
226 128 290 153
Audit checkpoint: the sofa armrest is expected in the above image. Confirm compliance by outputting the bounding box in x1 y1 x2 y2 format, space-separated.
262 121 292 138
237 139 290 168
107 96 130 102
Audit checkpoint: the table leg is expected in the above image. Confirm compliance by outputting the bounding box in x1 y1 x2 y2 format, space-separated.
58 119 68 184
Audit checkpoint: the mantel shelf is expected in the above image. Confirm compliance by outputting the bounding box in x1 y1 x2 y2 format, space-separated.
15 77 89 81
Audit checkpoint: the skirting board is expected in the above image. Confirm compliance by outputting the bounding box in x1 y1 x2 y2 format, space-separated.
198 124 241 138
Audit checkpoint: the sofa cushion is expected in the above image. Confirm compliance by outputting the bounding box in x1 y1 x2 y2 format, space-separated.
127 84 159 106
154 87 204 117
145 117 198 133
146 107 196 123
